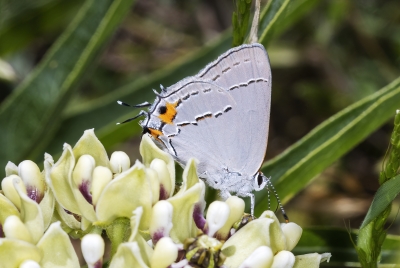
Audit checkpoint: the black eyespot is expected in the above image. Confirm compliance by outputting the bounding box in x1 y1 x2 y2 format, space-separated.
158 106 167 114
257 173 263 186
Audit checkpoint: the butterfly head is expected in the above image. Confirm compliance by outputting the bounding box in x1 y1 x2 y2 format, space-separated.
253 171 268 191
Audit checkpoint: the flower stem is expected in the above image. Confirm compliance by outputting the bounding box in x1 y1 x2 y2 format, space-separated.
356 110 400 267
106 218 131 259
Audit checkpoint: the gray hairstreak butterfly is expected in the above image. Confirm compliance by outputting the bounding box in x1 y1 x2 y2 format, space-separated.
118 43 286 219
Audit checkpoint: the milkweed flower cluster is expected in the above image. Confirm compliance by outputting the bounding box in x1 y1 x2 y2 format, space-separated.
0 129 331 267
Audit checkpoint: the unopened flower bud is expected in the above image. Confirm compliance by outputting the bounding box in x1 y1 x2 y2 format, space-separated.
110 151 130 174
19 260 41 268
146 167 160 205
150 237 178 268
3 215 33 243
206 201 230 237
271 250 295 268
73 155 95 204
18 160 45 203
81 234 104 268
91 166 113 206
150 200 173 244
239 246 273 268
280 222 302 251
216 196 245 239
150 159 173 199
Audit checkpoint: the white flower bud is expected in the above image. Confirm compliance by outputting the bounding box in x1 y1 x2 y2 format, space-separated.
150 237 178 268
91 166 113 206
271 250 295 268
216 196 245 239
81 234 105 268
73 155 95 202
1 175 26 209
146 167 160 205
18 160 45 203
150 159 173 199
19 260 41 268
150 200 173 243
3 215 33 243
206 201 230 237
239 246 273 268
110 151 130 173
280 222 302 251
73 155 95 185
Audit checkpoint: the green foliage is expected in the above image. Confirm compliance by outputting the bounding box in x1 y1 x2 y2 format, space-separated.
1 0 400 266
0 0 136 170
259 78 400 205
355 112 400 267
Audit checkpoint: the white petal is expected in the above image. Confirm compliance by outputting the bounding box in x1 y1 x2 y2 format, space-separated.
280 222 302 251
239 246 273 268
3 215 33 243
1 175 26 209
150 237 178 268
271 250 295 268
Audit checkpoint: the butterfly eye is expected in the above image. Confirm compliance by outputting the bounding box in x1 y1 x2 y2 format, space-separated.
257 173 264 186
253 172 266 191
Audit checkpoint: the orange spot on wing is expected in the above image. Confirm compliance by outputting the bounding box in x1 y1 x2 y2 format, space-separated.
158 101 179 124
149 128 163 140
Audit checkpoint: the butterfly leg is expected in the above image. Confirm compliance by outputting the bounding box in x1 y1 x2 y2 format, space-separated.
244 193 255 216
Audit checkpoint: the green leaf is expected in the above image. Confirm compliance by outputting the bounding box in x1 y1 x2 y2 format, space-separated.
44 0 297 158
256 77 400 213
0 0 82 56
294 227 400 265
0 0 136 174
259 0 292 45
360 175 400 229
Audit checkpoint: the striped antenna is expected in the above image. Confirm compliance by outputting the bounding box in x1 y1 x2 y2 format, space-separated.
116 111 148 125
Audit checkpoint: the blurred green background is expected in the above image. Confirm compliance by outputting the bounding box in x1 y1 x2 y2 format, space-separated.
1 0 400 265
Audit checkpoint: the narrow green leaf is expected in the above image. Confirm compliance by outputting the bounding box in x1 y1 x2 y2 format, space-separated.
294 227 400 265
0 0 136 173
360 175 400 229
256 77 400 214
259 0 292 45
0 0 81 56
